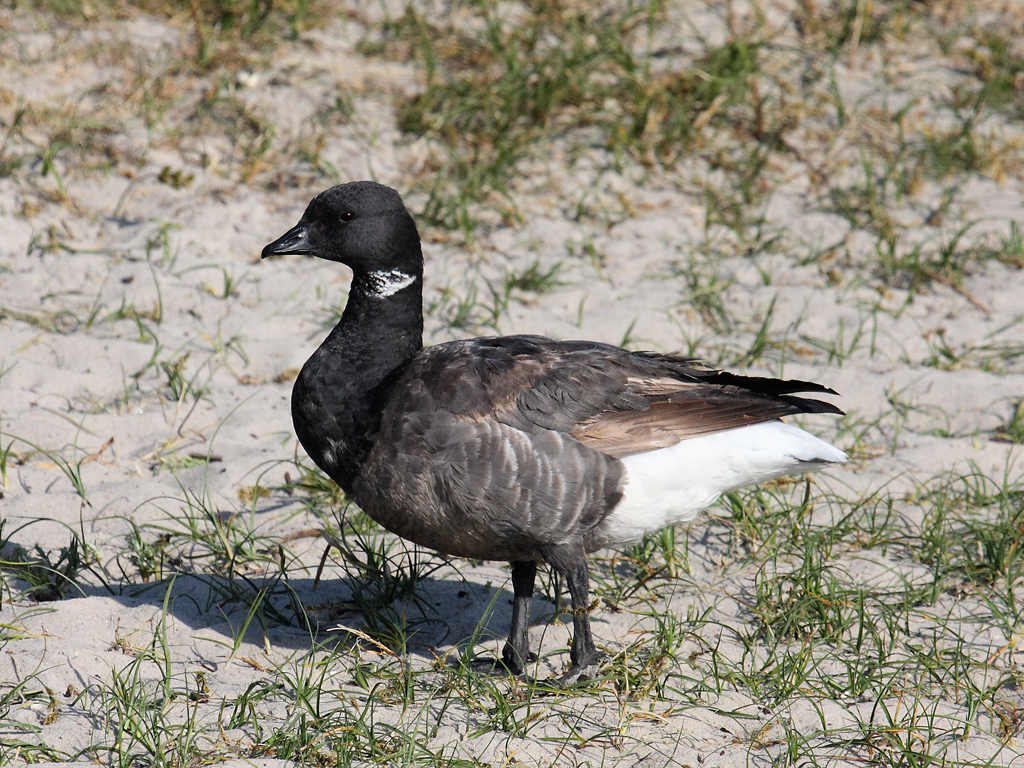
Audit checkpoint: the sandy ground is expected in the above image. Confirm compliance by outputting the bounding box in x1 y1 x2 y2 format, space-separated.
3 1 1024 766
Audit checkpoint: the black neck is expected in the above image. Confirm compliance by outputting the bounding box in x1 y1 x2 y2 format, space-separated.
292 271 423 489
326 272 424 375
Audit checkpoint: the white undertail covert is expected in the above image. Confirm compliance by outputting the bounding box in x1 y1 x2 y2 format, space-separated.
603 421 847 547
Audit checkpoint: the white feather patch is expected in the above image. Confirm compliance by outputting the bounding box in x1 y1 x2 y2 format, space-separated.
601 421 847 547
367 269 417 298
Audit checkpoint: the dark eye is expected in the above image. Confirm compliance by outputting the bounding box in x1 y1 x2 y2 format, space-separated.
340 211 355 222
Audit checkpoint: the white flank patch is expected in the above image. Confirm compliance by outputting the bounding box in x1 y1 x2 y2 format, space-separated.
367 269 417 298
601 421 847 547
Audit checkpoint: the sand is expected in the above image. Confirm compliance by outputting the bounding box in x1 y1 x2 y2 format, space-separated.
2 1 1024 766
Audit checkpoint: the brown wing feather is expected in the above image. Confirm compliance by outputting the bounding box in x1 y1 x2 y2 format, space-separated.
573 396 799 458
402 336 842 460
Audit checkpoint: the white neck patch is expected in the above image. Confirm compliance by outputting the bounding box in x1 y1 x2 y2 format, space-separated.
366 269 417 298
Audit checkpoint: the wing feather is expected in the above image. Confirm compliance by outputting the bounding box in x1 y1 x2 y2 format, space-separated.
392 334 842 462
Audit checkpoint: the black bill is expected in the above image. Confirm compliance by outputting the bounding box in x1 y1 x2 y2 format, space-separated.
262 222 310 258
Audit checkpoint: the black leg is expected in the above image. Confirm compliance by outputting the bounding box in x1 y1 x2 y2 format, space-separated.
501 560 537 674
543 543 602 681
563 558 600 674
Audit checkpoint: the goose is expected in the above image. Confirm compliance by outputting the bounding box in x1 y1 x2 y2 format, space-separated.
262 181 846 681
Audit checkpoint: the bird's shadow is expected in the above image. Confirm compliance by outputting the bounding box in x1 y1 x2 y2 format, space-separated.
55 558 564 670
